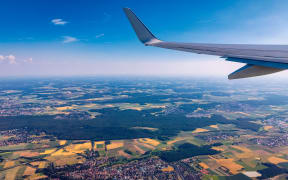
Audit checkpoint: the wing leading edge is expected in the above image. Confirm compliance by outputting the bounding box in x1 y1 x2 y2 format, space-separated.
123 8 288 79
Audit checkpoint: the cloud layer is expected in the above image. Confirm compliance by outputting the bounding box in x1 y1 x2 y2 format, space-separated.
0 55 33 65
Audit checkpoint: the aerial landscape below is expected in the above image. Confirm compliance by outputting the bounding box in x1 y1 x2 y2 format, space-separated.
0 77 287 179
1 0 288 179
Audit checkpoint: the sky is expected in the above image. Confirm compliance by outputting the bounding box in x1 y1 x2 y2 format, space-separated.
1 0 288 79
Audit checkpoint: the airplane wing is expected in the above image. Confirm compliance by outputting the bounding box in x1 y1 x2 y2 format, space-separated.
123 8 288 79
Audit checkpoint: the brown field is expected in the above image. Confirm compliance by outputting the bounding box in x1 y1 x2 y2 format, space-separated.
5 166 20 180
231 145 253 158
118 150 132 159
268 156 288 164
215 158 243 174
209 125 219 129
133 145 146 154
192 128 209 133
132 127 158 131
15 151 40 157
264 126 273 131
212 146 225 151
139 142 155 150
199 162 209 169
23 166 36 176
107 141 124 150
167 138 185 145
138 138 160 146
162 166 174 172
30 161 41 166
4 161 15 168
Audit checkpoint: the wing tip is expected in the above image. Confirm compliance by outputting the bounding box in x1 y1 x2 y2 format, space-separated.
123 7 159 44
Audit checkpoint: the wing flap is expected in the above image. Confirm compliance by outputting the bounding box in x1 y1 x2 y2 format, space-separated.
228 64 284 80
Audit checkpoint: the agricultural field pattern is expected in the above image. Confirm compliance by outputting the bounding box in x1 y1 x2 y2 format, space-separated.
0 77 287 180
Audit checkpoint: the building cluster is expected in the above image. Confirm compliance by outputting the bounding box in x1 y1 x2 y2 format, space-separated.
0 129 48 146
62 157 201 180
252 134 288 148
197 133 237 143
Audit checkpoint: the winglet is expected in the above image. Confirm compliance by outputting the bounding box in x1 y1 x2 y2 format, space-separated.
123 8 161 45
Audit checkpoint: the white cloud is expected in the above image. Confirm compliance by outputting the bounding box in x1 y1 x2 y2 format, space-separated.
6 55 16 64
63 36 78 43
0 55 4 62
51 19 68 25
24 58 33 63
96 33 104 38
0 55 17 64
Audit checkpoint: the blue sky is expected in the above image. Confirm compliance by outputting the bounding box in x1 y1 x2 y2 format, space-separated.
1 0 288 78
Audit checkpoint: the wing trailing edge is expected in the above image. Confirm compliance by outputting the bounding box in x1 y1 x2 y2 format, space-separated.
228 64 284 80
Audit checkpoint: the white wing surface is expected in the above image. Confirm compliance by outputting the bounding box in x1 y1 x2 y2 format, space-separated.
123 8 288 79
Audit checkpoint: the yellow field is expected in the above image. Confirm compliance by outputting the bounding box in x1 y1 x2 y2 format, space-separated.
107 141 124 150
72 142 92 151
54 156 84 166
162 166 174 172
232 145 251 152
51 149 75 156
215 159 243 174
81 104 98 108
26 174 48 180
59 140 67 145
23 166 36 176
38 162 46 169
167 138 185 145
56 106 74 111
4 161 15 168
51 142 92 156
40 148 56 155
199 162 209 169
128 107 142 111
268 156 288 164
5 166 20 180
139 138 160 146
212 146 225 151
45 155 84 166
209 125 219 129
192 128 209 133
264 126 273 131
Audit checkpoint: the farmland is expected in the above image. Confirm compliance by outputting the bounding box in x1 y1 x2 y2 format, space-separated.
0 78 287 179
